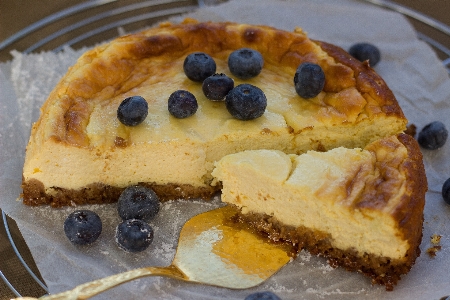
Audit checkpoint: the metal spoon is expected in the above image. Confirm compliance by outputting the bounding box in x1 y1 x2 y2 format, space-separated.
24 205 294 300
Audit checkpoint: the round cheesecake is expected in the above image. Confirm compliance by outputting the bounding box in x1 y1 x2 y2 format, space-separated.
20 19 426 291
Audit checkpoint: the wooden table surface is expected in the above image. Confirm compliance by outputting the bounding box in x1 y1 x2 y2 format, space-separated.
0 1 449 299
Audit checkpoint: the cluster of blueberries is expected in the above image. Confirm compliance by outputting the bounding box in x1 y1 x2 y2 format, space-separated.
177 48 270 121
117 47 329 127
64 185 160 252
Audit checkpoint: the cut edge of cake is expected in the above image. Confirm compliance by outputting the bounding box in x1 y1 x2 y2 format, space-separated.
211 133 427 290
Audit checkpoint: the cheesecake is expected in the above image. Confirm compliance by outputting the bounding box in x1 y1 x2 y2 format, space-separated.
212 133 427 290
21 19 407 207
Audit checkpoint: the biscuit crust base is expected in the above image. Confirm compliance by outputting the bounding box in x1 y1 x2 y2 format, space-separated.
22 178 219 207
235 211 419 291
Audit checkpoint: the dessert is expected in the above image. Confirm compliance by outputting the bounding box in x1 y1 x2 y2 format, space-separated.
20 18 428 291
212 133 427 290
21 19 407 207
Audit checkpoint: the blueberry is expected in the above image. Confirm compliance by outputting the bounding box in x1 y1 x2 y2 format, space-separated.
202 73 235 101
117 96 148 126
418 121 448 150
118 186 160 221
116 219 154 252
225 84 267 120
294 62 325 99
244 291 281 300
183 52 216 82
64 210 102 245
442 178 450 205
228 48 264 79
349 43 381 67
168 90 198 118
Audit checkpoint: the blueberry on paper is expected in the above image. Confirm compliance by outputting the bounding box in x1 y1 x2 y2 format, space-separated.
117 96 148 126
418 121 448 150
117 186 160 222
225 84 267 120
116 219 154 252
64 210 102 245
183 52 216 82
442 178 450 205
168 90 198 119
294 62 325 99
202 73 234 101
349 42 381 67
244 291 281 300
228 48 264 79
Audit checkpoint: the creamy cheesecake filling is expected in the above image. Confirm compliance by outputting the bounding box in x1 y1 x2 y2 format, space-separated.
24 139 209 190
212 146 410 259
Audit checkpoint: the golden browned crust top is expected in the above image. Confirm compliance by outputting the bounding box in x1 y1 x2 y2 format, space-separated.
32 19 406 148
361 134 427 248
390 133 427 264
316 41 403 116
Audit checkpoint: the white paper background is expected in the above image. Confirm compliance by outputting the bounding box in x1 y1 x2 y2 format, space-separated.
1 0 450 299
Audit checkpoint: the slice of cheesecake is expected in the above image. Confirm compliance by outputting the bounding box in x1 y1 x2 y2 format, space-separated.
212 134 427 290
21 19 407 207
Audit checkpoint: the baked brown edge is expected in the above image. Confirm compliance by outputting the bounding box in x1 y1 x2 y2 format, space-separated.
315 40 405 118
392 133 427 271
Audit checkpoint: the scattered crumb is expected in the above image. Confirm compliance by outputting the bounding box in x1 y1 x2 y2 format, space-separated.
405 123 417 137
427 234 443 257
426 245 442 257
431 234 442 245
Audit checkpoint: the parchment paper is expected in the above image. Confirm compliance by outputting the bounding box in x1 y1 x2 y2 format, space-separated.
1 0 450 299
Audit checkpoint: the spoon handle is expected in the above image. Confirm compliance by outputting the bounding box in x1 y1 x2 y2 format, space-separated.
38 265 187 300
